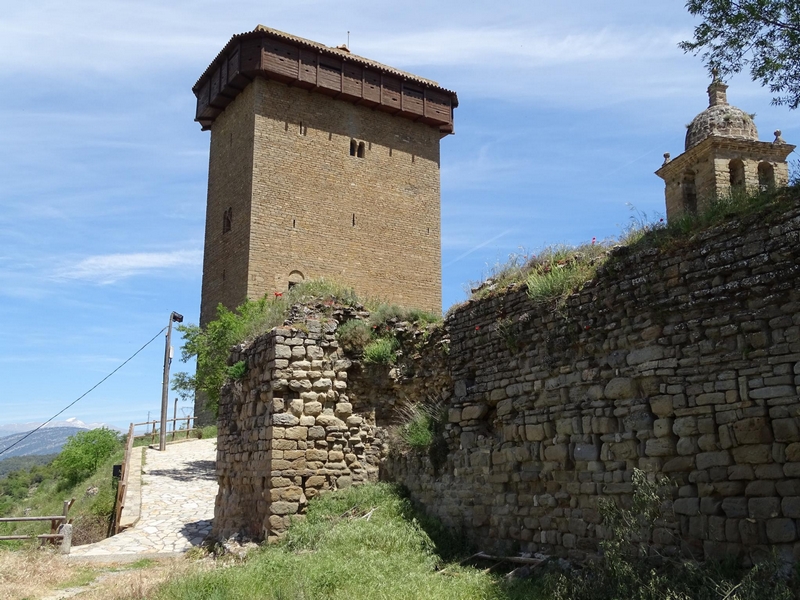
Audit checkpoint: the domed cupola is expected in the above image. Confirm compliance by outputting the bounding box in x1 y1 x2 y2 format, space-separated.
684 73 758 150
655 71 794 221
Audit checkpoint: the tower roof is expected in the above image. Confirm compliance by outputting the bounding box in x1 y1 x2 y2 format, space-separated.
193 26 458 133
684 71 758 150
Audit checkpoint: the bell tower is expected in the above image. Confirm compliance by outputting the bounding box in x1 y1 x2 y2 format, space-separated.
656 71 794 221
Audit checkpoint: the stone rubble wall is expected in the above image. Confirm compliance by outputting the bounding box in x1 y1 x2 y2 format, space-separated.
213 313 386 542
214 200 800 564
383 203 800 564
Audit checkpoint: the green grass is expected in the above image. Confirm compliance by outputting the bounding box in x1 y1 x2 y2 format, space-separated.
466 185 800 307
362 337 399 364
154 483 542 600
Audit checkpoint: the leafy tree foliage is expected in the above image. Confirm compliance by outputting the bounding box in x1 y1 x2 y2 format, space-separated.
53 427 120 487
680 1 800 108
172 299 268 418
0 460 55 516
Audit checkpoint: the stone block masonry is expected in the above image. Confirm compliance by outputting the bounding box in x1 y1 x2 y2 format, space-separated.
383 200 800 565
213 310 387 542
214 198 800 564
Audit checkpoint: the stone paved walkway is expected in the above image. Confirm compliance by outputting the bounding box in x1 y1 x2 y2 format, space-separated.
69 438 217 561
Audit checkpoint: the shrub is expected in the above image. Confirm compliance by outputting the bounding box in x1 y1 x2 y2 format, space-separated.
226 360 247 380
362 337 399 364
336 319 374 354
53 428 120 487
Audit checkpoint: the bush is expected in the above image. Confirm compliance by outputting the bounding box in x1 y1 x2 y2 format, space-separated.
226 360 247 380
53 428 120 487
362 337 399 364
336 319 374 354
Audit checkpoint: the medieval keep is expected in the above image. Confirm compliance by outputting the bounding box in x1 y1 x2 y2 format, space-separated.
656 71 794 221
193 26 458 326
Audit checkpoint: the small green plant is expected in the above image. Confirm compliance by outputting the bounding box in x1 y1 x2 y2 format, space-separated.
526 258 597 304
198 425 218 439
226 360 247 380
362 337 399 364
497 317 519 353
336 319 375 354
397 405 435 449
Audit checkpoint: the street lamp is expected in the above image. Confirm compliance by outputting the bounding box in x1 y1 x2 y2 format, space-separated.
160 311 183 451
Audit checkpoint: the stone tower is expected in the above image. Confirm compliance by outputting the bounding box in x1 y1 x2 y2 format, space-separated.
656 72 794 221
192 26 458 326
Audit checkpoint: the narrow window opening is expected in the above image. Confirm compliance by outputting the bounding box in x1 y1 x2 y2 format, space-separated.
682 172 697 215
411 154 416 163
758 162 775 191
352 213 356 226
299 122 304 135
357 141 366 158
368 142 372 151
292 218 296 228
729 158 745 191
389 148 393 157
427 227 430 235
350 139 357 156
285 121 289 132
328 132 332 141
222 207 233 233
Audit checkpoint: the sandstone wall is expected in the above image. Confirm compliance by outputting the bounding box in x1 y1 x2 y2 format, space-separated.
383 202 800 564
213 308 387 542
214 200 800 564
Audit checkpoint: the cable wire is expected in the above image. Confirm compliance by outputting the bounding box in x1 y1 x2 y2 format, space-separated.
0 326 168 458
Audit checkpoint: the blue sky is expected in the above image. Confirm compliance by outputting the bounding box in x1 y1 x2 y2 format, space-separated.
1 1 796 430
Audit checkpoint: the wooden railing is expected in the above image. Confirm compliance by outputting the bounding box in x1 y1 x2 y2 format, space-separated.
0 498 75 553
111 423 136 535
131 416 196 445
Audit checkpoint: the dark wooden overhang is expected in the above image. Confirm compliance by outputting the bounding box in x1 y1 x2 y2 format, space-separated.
193 26 459 135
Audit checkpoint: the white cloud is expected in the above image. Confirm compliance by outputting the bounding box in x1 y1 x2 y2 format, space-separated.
57 250 203 284
359 27 680 70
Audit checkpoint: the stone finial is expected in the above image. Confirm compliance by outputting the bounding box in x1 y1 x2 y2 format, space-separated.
774 129 786 144
662 152 671 166
707 68 728 107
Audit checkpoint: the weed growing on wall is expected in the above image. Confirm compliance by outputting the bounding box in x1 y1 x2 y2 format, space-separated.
225 360 247 381
362 337 399 364
336 319 374 354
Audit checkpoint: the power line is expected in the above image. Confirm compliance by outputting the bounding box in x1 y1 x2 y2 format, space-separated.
0 326 168 458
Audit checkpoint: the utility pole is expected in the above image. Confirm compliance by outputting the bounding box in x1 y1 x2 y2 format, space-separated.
160 311 184 451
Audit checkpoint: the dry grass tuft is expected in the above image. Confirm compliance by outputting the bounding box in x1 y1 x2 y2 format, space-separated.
0 547 88 600
0 548 205 600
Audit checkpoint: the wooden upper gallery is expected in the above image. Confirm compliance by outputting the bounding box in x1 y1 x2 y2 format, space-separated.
193 25 459 134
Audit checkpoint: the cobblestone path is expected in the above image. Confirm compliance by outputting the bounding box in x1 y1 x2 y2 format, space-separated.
69 438 217 560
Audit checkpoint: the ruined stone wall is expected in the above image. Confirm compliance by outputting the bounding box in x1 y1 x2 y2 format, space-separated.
214 200 800 564
383 202 800 565
213 311 387 542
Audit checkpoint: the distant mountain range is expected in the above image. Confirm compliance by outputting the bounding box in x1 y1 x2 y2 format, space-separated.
0 417 106 438
0 427 90 459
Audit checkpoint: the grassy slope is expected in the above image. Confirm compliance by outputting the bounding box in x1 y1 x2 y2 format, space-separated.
0 447 123 547
155 483 543 600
